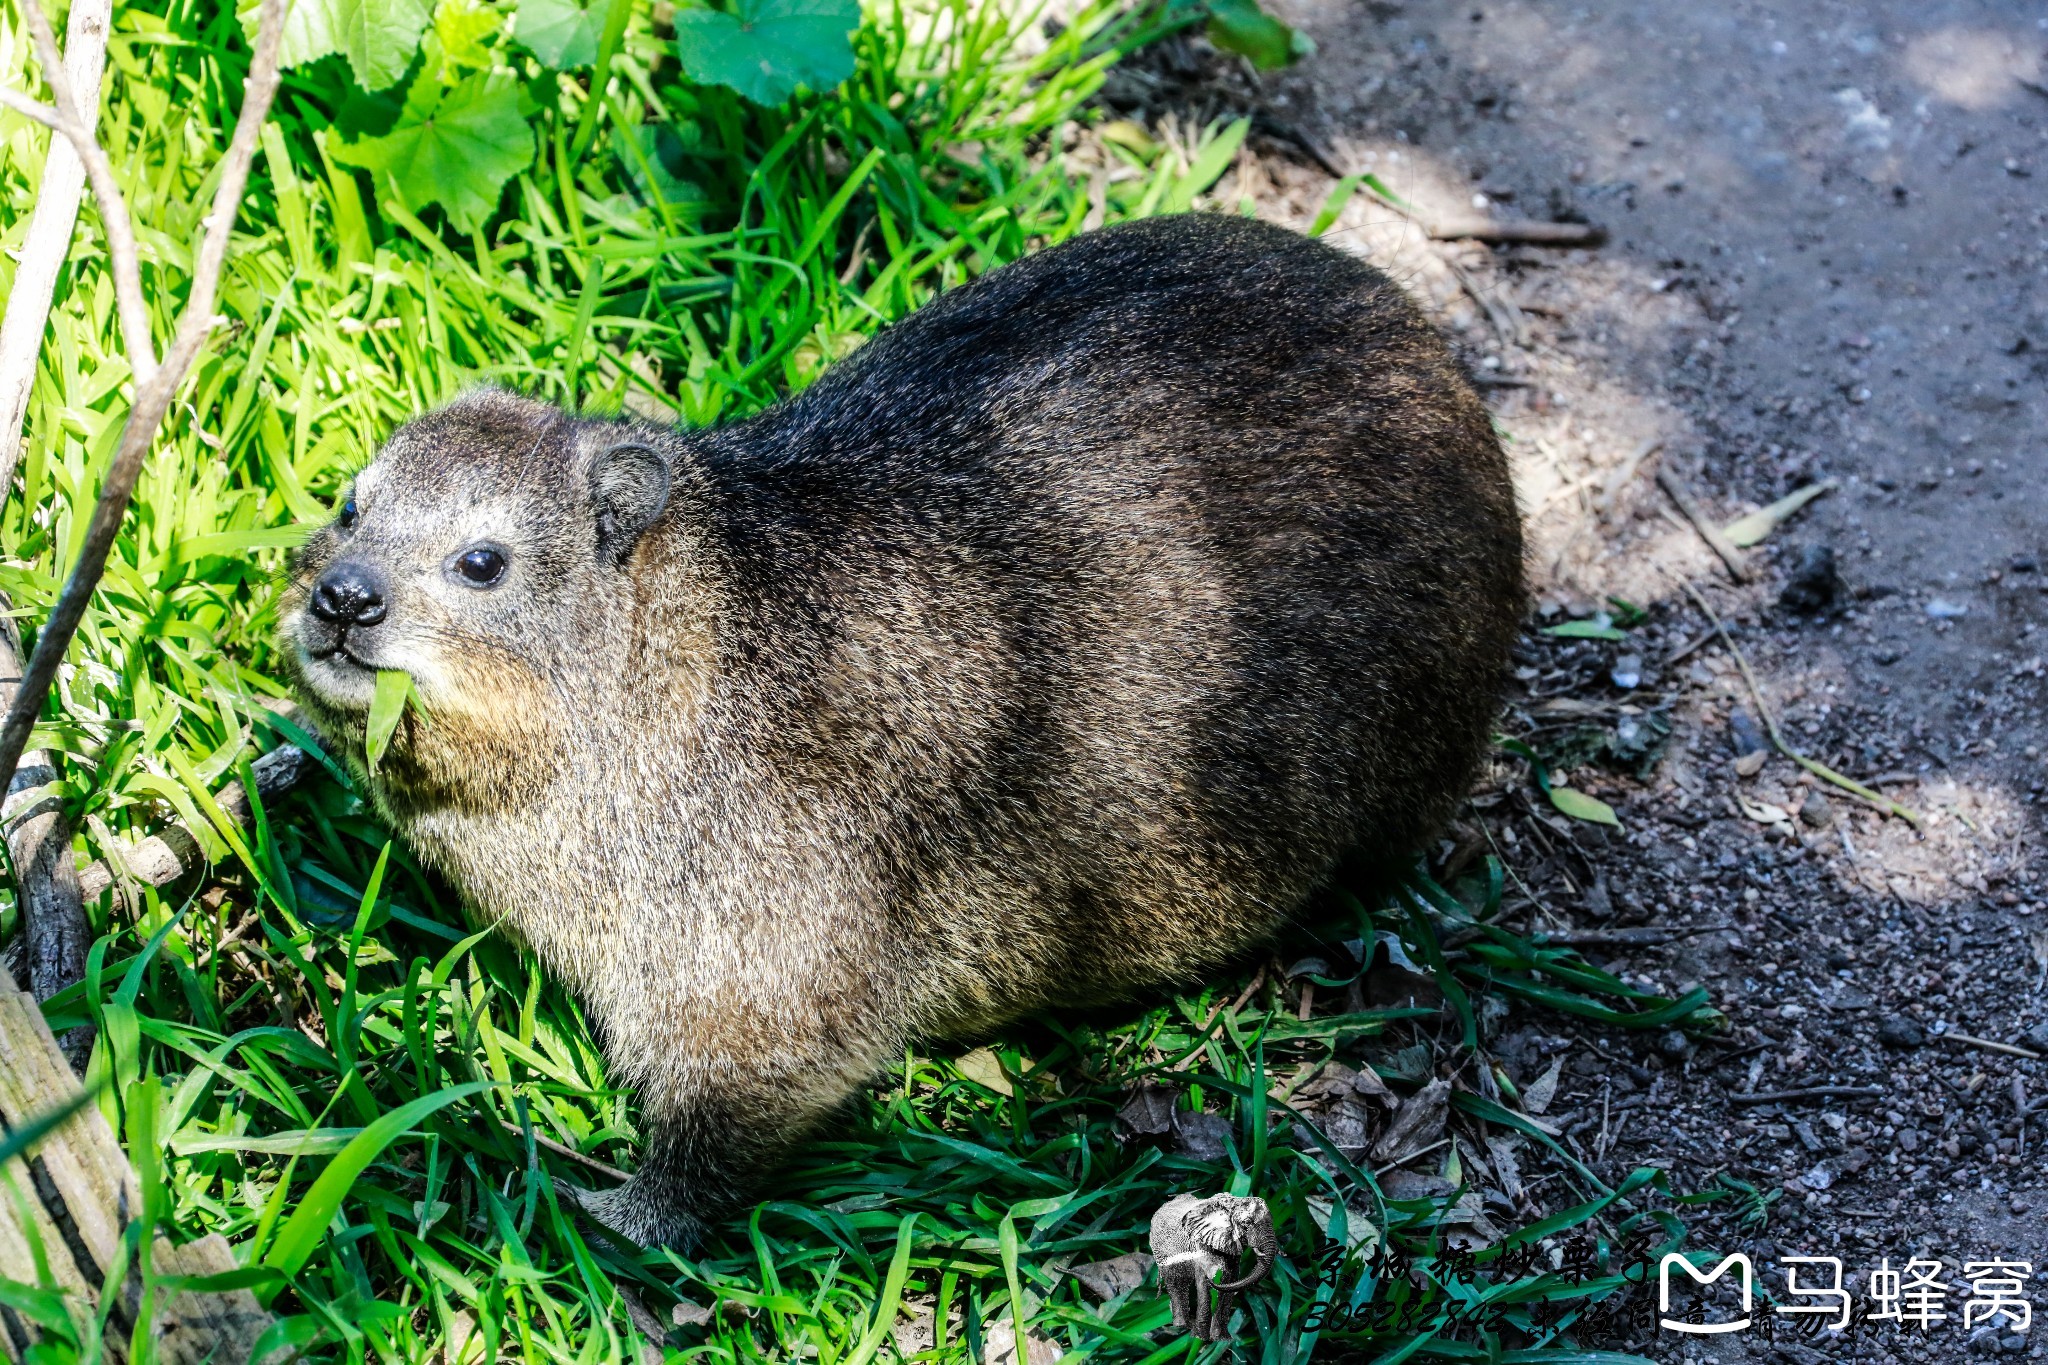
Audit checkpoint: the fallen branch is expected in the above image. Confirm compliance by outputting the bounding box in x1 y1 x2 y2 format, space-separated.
0 965 276 1363
0 616 90 1069
1729 1086 1885 1106
75 744 310 908
1427 217 1606 247
0 0 287 803
1657 468 1749 583
1680 581 1922 827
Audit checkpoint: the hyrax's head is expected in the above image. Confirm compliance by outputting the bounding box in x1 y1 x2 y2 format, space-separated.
281 390 673 795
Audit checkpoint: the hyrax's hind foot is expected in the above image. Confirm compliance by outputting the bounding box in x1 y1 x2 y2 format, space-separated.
555 1176 708 1251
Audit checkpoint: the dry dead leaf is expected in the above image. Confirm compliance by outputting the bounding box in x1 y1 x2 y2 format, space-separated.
955 1047 1014 1096
1370 1078 1450 1165
1173 1108 1234 1161
1736 794 1790 825
1306 1195 1383 1256
1066 1251 1153 1301
892 1294 939 1356
445 1311 482 1365
1485 1133 1527 1200
1522 1057 1563 1115
983 1320 1061 1365
1116 1083 1176 1137
1721 479 1837 547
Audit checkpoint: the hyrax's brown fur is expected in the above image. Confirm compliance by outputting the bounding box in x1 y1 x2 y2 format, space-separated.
281 214 1524 1247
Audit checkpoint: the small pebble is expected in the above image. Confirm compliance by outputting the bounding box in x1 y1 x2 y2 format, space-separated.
1779 544 1841 614
1926 598 1969 619
1799 790 1832 827
1656 1029 1691 1059
1611 652 1642 689
1878 1016 1926 1048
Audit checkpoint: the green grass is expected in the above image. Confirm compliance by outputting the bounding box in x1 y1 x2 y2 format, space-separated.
0 1 1718 1361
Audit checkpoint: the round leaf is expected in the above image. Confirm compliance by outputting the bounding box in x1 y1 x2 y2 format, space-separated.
672 0 862 106
332 72 535 233
517 0 607 67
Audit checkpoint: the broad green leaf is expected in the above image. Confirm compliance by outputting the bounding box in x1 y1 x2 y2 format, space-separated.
1547 786 1621 827
433 0 503 76
1204 0 1310 70
365 669 411 773
1542 619 1628 641
1163 117 1249 213
624 124 712 215
333 72 533 233
672 0 862 106
269 0 434 91
518 0 606 66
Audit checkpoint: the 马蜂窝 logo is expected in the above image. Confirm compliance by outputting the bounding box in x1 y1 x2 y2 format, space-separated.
1660 1252 1755 1334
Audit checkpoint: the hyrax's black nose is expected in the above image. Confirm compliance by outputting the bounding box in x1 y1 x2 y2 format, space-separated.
310 561 387 626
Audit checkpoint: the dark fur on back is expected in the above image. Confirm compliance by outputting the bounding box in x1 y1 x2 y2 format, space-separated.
280 214 1524 1247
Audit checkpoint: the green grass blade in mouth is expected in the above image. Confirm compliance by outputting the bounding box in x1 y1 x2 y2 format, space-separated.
366 668 412 773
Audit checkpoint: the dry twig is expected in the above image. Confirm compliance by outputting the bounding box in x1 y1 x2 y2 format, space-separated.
0 0 111 492
8 0 153 380
1657 467 1749 582
1680 581 1922 826
497 1118 632 1183
1942 1032 2042 1062
1729 1086 1885 1106
1427 218 1606 247
1533 923 1734 947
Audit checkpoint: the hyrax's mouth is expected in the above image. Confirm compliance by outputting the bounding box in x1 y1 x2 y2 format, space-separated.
293 622 387 708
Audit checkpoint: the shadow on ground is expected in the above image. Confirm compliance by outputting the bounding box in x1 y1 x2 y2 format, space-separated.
1106 1 2048 1358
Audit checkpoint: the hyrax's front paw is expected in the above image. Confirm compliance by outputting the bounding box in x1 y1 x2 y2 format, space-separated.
554 1176 708 1251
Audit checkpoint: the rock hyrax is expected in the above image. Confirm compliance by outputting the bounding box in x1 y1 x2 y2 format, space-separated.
282 214 1524 1247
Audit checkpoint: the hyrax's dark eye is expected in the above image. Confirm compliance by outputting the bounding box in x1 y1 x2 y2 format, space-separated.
454 546 507 587
338 497 357 530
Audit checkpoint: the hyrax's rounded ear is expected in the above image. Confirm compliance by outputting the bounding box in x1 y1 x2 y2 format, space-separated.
588 442 671 564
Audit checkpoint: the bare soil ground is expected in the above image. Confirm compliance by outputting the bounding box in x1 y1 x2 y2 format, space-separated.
1107 3 2048 1359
